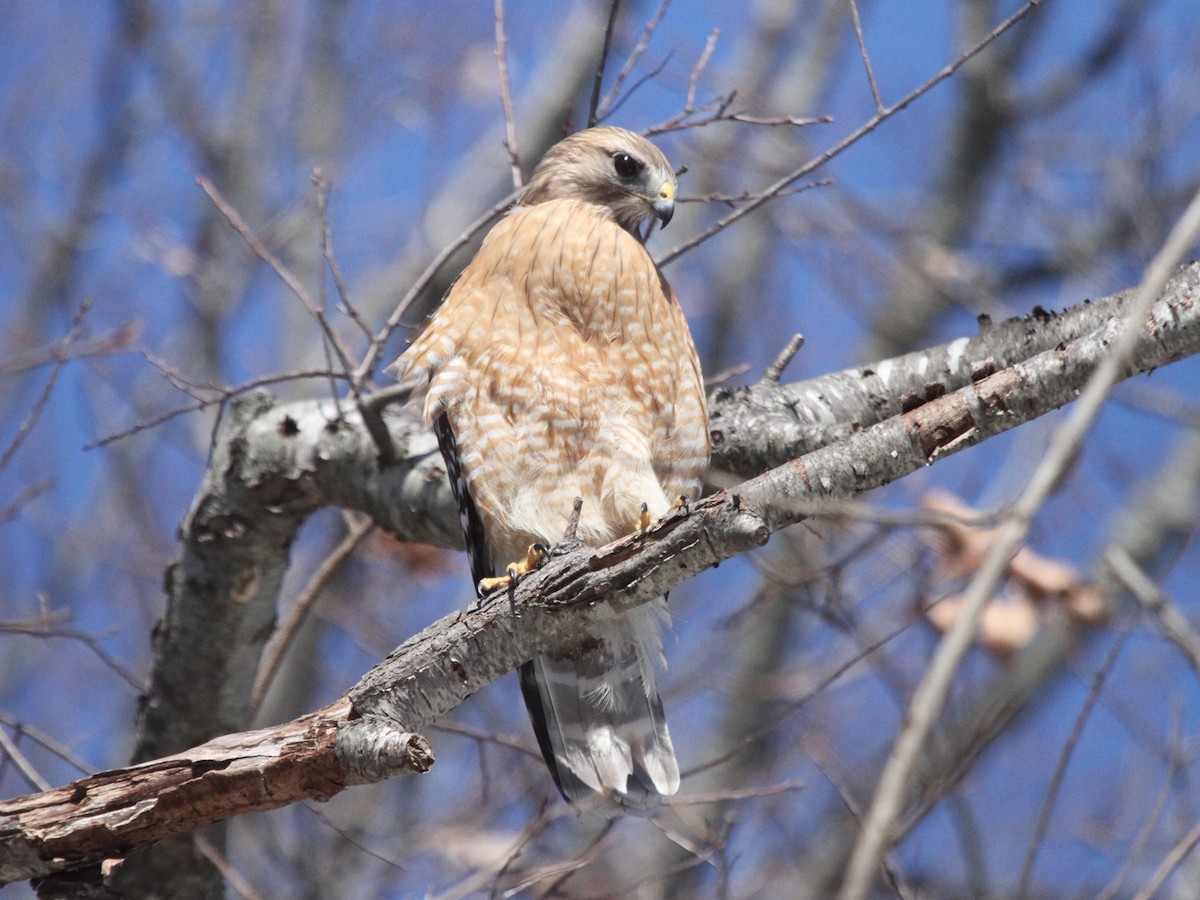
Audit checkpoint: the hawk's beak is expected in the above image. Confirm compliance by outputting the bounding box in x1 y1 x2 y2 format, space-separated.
652 181 675 228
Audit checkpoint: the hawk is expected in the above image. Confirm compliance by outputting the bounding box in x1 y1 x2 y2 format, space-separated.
390 126 709 815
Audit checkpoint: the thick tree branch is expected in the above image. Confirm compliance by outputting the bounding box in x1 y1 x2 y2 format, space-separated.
0 701 432 885
3 264 1199 886
131 265 1200 768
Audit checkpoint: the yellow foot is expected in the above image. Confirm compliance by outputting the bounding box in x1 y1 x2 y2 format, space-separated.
637 502 652 532
479 543 548 594
635 496 689 534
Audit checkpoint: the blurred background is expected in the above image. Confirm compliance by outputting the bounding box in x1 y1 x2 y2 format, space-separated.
3 0 1200 896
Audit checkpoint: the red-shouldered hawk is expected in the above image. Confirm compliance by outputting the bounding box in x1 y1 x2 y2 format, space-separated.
389 126 709 815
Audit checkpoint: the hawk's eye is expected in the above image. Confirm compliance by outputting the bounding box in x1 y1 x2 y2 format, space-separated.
612 152 642 179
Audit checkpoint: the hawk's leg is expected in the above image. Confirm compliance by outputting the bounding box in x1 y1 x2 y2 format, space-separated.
479 543 549 594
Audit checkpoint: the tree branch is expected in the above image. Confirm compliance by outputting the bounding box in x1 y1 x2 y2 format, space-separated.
3 264 1200 886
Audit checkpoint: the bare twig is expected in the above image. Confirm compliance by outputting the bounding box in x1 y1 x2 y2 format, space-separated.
563 496 584 542
810 755 913 900
603 51 674 122
1107 547 1200 675
303 803 410 871
644 88 833 138
195 834 265 900
686 29 719 113
723 112 830 127
196 176 359 388
85 368 352 449
0 725 51 792
1133 819 1200 900
596 0 671 121
849 0 884 113
0 298 90 473
657 1 1044 268
588 0 622 128
0 320 139 379
683 599 932 780
668 780 806 806
313 170 372 341
644 91 736 136
836 178 1200 900
140 348 216 397
763 334 805 384
493 0 523 189
680 178 830 208
1014 622 1132 899
0 479 53 527
2 600 143 690
1094 707 1182 900
353 187 522 383
249 515 375 716
0 712 95 777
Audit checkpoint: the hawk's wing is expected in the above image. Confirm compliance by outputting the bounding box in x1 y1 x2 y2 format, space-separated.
432 412 490 596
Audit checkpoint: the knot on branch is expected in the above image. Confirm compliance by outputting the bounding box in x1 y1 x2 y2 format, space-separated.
721 497 771 551
334 718 434 785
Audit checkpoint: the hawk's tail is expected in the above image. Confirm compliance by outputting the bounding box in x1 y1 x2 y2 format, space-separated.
519 600 679 816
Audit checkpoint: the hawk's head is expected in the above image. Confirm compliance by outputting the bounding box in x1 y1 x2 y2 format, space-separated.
520 126 677 241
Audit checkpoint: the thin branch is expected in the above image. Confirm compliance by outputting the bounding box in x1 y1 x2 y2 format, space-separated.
0 480 53 527
85 368 352 449
195 834 264 900
596 0 671 121
762 334 805 385
493 0 523 189
1 601 143 690
303 803 410 871
644 90 736 136
849 0 884 113
588 0 622 128
683 599 932 780
1014 622 1132 899
680 178 830 208
0 298 90 473
313 170 372 341
836 178 1200 900
722 112 830 127
686 28 719 113
353 187 522 383
1107 547 1200 675
811 755 913 900
656 0 1043 268
602 51 673 122
196 176 359 388
249 515 375 716
0 725 51 792
0 320 139 379
1133 819 1200 900
1094 707 1183 900
0 711 95 777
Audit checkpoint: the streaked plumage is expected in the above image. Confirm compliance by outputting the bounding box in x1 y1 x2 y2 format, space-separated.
390 126 708 814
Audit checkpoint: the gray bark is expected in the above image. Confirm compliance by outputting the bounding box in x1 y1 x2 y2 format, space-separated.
12 263 1199 891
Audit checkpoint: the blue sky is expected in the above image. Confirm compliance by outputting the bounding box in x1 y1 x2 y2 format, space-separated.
2 0 1200 895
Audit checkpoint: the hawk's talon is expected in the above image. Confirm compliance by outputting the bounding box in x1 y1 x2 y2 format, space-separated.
671 495 689 516
478 542 549 594
637 502 652 533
